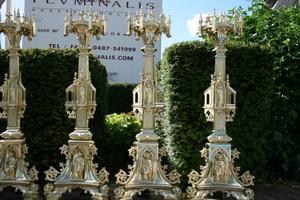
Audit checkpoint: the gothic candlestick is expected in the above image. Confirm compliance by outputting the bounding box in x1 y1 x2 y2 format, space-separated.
44 10 109 200
129 9 171 139
114 9 181 200
0 10 39 199
187 11 254 200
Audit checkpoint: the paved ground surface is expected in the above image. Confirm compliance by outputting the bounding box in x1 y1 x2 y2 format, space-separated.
131 183 300 200
0 182 300 199
254 182 300 200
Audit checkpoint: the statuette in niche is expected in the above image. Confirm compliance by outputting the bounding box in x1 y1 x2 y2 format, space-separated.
212 151 229 183
9 84 16 104
79 84 85 103
141 149 154 181
216 82 224 108
144 79 152 106
71 151 85 179
4 151 17 178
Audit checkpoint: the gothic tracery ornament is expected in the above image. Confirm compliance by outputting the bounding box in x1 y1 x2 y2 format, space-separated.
187 11 254 200
44 10 108 200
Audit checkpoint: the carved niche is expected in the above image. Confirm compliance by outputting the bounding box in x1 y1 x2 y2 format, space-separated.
141 148 154 181
211 150 230 183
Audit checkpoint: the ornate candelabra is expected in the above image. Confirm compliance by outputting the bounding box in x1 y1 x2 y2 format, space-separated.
44 10 109 200
186 11 254 200
0 10 39 199
114 9 181 200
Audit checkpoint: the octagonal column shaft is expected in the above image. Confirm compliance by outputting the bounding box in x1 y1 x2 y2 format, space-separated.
75 48 90 130
6 48 21 131
44 10 109 200
0 10 35 139
187 11 254 200
212 46 227 135
78 48 90 78
115 9 182 200
0 10 38 198
141 45 156 132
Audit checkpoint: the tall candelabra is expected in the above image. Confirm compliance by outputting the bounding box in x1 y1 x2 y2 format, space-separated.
44 10 109 200
186 11 255 200
114 9 181 200
0 10 39 199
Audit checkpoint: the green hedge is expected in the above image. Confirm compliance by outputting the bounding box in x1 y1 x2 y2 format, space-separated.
243 2 300 180
100 113 141 177
106 83 137 114
0 49 107 183
160 41 274 186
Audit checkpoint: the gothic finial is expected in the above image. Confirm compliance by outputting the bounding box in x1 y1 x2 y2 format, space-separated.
6 11 13 22
74 72 77 80
79 10 85 21
17 9 21 18
226 74 230 85
210 74 214 84
216 72 222 81
4 73 8 81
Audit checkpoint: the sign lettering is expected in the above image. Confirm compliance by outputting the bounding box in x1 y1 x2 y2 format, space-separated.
24 0 162 83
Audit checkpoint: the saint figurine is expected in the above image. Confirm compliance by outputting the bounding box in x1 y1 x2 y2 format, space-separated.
4 151 17 178
212 152 229 183
141 150 154 181
146 31 155 45
216 82 224 108
79 84 85 103
144 79 152 106
9 84 16 104
72 151 85 179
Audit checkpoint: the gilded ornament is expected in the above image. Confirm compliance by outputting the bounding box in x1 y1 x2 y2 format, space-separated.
44 9 108 200
45 167 60 181
28 166 39 181
71 151 85 179
97 168 109 184
3 151 17 178
141 149 154 181
115 9 180 200
116 170 129 184
166 170 181 184
0 9 38 198
187 10 254 200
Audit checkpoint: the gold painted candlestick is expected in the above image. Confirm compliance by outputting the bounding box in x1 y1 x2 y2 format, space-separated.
44 10 109 200
186 11 254 200
114 9 181 200
0 10 39 199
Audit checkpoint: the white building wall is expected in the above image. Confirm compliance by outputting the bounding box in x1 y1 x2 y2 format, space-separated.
23 0 162 83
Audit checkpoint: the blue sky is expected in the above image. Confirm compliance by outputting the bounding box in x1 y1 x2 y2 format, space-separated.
161 0 251 49
1 0 251 50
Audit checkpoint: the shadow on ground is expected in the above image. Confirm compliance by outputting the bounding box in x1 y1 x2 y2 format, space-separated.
254 182 300 200
0 186 23 200
0 182 300 199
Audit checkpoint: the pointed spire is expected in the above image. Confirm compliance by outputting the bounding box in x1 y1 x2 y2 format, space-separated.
226 74 230 85
16 8 21 21
74 72 77 81
4 73 8 82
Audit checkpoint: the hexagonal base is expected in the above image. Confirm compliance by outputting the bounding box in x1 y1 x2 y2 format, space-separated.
0 139 39 200
44 139 109 200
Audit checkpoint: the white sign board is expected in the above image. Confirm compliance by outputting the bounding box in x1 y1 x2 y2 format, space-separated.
23 0 162 83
